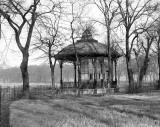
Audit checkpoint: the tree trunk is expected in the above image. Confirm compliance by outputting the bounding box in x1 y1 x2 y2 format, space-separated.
60 61 63 89
126 31 135 93
50 66 56 89
126 59 135 93
51 67 55 87
20 51 29 98
107 29 113 88
73 62 77 88
50 59 56 88
137 57 149 90
48 42 56 89
157 34 160 89
158 45 160 89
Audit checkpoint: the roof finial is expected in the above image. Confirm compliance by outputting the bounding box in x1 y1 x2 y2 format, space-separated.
81 27 93 40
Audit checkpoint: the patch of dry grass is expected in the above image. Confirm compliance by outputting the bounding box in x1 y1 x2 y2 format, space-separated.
10 94 160 127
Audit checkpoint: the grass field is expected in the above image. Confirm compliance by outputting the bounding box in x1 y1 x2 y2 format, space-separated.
10 92 160 127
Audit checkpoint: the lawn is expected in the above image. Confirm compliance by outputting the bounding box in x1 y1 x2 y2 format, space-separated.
10 92 160 127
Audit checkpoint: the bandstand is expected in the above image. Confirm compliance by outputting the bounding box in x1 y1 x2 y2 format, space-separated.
55 29 121 92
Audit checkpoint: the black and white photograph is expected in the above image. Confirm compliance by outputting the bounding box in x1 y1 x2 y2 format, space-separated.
0 0 160 126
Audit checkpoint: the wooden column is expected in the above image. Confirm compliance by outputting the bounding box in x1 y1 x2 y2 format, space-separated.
92 58 97 89
59 60 63 89
77 60 81 89
73 62 77 88
100 58 104 88
114 60 117 82
77 59 81 96
110 59 114 87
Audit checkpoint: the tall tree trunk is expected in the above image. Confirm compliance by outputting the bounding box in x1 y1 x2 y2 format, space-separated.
126 31 134 93
70 19 81 96
48 43 57 89
73 62 77 88
51 65 56 95
50 60 56 89
20 51 29 97
126 58 135 93
138 48 150 89
158 43 160 89
107 29 113 88
137 36 153 90
137 56 149 90
51 67 55 87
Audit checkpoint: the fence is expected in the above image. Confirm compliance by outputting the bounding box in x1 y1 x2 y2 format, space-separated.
0 82 158 127
0 84 119 126
0 86 23 127
0 85 55 127
29 85 53 99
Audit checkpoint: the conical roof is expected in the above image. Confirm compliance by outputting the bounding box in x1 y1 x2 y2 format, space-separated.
81 28 93 40
55 29 122 61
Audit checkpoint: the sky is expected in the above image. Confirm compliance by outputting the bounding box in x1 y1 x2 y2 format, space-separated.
0 0 153 68
0 1 105 68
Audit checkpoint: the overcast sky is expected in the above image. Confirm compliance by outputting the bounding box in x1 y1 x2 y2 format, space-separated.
0 1 106 68
0 0 153 68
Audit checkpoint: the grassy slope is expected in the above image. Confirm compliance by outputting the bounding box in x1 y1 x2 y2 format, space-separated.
10 93 160 127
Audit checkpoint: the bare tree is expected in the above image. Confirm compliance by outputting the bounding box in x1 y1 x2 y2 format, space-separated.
0 0 59 96
117 0 157 93
156 21 160 89
94 0 119 87
33 7 63 89
133 29 155 90
152 17 160 89
65 1 88 95
70 1 80 89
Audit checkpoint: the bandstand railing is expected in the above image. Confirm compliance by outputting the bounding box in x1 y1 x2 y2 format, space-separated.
58 87 117 95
